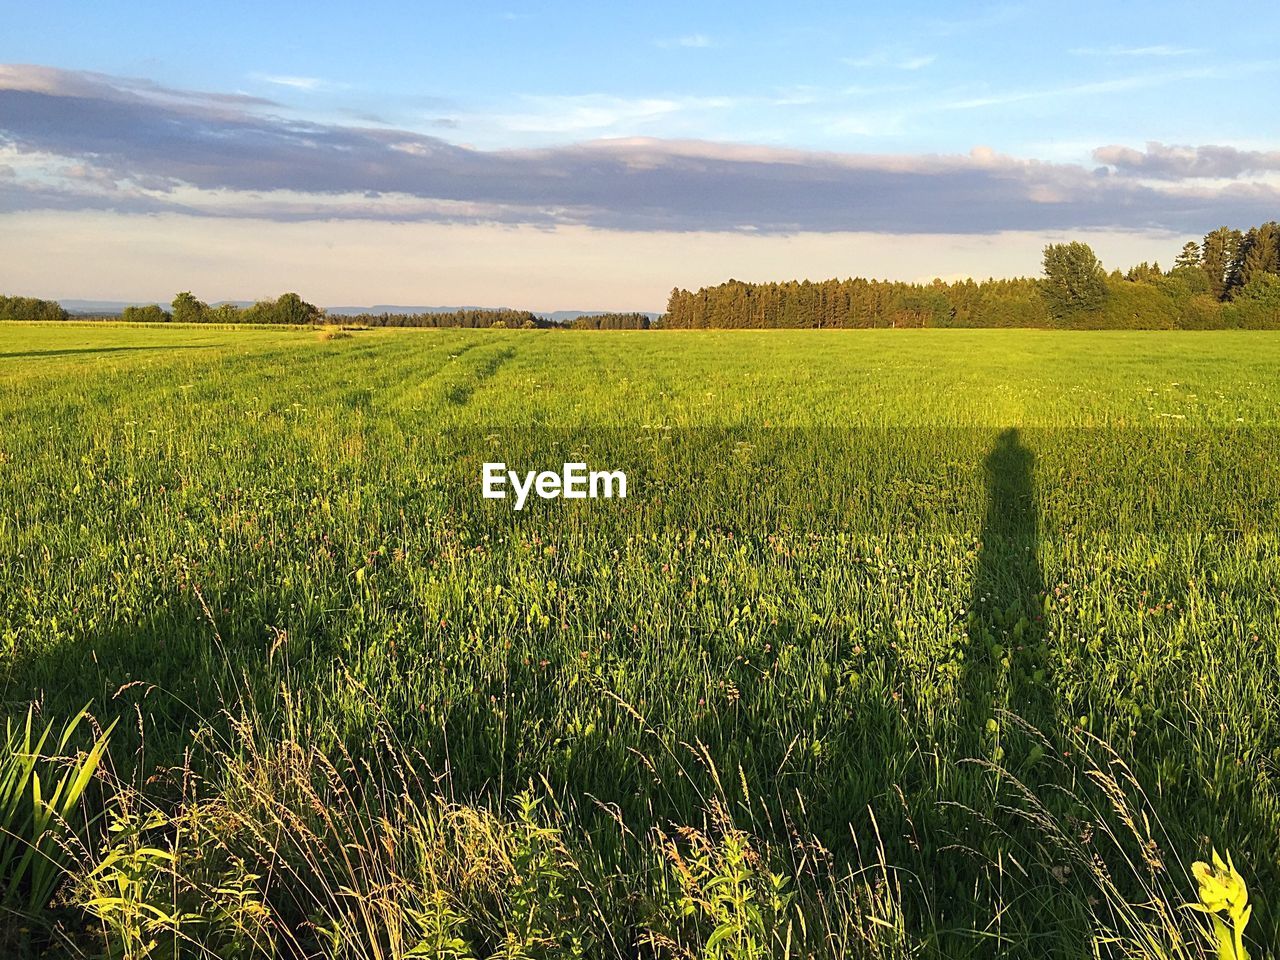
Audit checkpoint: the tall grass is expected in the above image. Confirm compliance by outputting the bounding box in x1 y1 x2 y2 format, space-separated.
0 707 113 916
54 690 1259 958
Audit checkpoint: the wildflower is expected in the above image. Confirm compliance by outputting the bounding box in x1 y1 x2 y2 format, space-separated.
1191 851 1247 915
1187 850 1252 960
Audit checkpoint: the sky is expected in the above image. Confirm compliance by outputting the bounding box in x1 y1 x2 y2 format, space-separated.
1 1 1278 311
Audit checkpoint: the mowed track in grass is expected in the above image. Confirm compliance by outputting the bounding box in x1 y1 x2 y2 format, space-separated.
3 321 1280 957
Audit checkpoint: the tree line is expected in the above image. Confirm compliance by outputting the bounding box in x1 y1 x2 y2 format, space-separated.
348 310 650 329
121 292 327 325
3 292 655 331
0 295 68 322
664 221 1280 329
5 222 1277 330
568 312 651 330
348 309 552 329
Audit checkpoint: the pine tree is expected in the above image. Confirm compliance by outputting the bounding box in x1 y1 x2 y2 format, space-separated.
1230 221 1280 296
1174 241 1201 271
1201 226 1242 300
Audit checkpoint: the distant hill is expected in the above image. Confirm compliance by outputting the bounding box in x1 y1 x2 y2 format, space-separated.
61 300 661 323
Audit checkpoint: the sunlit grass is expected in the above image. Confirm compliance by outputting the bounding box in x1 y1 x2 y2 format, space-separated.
1 322 1279 957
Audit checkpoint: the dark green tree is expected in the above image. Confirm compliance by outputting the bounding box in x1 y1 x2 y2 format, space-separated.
1233 273 1280 306
1229 222 1280 297
210 303 242 323
1125 261 1163 283
1201 226 1243 300
122 304 171 322
343 308 548 329
570 312 652 330
274 292 324 325
1040 242 1108 318
171 291 209 324
0 295 67 321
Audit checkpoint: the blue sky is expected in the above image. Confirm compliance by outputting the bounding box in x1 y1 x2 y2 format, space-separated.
1 1 1278 309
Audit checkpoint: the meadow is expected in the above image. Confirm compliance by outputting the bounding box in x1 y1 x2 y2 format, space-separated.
2 321 1280 959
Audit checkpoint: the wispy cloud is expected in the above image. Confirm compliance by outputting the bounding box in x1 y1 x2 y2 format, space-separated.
657 34 714 49
489 93 735 135
945 67 1225 110
941 59 1280 117
919 3 1025 38
844 51 936 70
1069 44 1200 57
0 63 276 109
1 65 1278 235
897 55 937 70
253 73 347 92
258 74 323 91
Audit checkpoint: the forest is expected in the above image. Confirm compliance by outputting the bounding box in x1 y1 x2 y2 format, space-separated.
664 223 1280 329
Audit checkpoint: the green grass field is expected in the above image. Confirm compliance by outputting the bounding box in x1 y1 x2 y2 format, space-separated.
3 322 1280 958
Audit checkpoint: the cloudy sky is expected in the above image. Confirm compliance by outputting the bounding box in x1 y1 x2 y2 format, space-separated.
1 1 1278 310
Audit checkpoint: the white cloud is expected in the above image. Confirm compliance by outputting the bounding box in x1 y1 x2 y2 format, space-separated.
4 65 1279 237
898 55 937 70
1069 45 1199 57
490 93 735 135
657 34 714 49
843 51 936 70
255 74 333 92
945 68 1217 110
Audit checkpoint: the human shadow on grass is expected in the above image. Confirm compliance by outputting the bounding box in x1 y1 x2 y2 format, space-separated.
961 428 1047 742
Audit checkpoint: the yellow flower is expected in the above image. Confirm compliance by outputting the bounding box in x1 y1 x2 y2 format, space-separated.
1191 850 1249 920
1187 850 1252 960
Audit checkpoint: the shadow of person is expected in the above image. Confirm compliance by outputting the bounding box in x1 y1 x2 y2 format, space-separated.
961 428 1048 754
